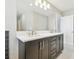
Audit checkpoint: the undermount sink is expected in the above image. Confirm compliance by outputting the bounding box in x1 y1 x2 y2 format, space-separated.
29 34 41 37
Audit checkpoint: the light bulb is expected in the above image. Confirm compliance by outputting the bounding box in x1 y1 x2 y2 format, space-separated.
47 4 50 9
43 1 46 7
38 0 42 4
35 1 38 6
40 4 43 8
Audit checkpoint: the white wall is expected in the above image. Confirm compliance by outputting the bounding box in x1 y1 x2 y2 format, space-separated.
5 0 18 59
62 9 74 16
60 15 74 46
48 13 62 33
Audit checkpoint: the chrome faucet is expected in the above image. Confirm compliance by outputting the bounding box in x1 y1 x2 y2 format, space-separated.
32 30 36 35
32 31 34 35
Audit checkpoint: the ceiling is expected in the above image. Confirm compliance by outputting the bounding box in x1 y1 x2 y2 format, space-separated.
47 0 74 12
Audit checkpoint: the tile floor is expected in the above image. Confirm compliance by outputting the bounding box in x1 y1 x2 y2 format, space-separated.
57 44 74 59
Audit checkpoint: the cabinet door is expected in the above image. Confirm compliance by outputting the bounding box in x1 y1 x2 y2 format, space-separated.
56 35 63 54
59 35 63 51
56 36 60 53
39 39 48 59
42 39 48 59
19 40 25 59
26 41 39 59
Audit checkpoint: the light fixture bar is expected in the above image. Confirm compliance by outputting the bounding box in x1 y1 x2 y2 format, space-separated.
30 0 51 10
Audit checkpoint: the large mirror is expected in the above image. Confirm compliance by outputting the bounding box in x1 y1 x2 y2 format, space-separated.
16 11 49 31
33 12 48 31
16 0 56 32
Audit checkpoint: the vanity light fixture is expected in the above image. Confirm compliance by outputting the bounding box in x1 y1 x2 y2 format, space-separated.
38 0 42 4
43 1 47 10
35 1 38 6
40 4 43 8
30 0 51 10
44 6 47 10
35 0 51 10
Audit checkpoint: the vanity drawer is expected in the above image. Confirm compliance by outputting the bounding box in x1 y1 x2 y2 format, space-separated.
50 44 56 50
50 52 56 59
50 48 56 55
50 37 57 42
50 40 56 46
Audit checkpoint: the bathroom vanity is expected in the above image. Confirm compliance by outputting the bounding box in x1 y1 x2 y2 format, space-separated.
17 32 63 59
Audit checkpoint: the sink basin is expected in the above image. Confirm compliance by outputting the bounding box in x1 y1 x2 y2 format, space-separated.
29 34 41 37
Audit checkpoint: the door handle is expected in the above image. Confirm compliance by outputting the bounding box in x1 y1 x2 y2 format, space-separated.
43 40 44 48
40 42 42 50
40 40 44 50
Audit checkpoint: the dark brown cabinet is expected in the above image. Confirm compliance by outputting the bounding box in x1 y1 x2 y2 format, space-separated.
56 36 60 54
19 40 25 59
18 34 63 59
48 37 57 59
48 35 64 59
19 40 39 59
56 35 64 55
25 41 39 59
59 35 63 51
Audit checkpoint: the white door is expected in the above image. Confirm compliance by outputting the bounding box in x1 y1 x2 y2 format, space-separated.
60 15 73 46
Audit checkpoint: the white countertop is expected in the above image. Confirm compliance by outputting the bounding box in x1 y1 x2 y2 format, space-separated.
16 31 63 42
